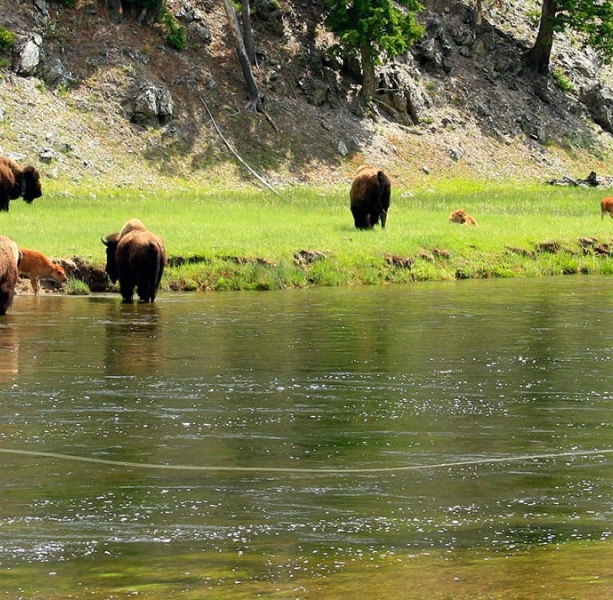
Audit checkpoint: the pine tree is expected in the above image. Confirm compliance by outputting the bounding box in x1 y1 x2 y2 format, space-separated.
324 0 424 105
527 0 613 74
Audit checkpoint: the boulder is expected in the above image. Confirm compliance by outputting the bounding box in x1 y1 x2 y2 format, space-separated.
581 84 613 134
129 82 174 126
13 34 42 76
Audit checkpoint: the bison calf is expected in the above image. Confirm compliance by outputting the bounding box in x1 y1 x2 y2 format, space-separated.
18 248 67 295
350 165 391 229
0 236 20 314
601 197 613 220
102 218 167 303
449 208 477 226
0 156 42 212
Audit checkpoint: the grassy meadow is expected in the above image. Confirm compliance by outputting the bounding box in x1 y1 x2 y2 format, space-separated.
2 179 613 292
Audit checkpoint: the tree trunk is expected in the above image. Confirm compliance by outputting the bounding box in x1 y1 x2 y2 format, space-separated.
241 0 257 67
526 0 557 74
360 45 377 105
222 0 264 111
473 0 483 25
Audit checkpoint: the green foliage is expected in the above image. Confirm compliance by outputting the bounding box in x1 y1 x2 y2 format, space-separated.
161 7 186 51
547 0 613 63
0 26 15 52
552 67 574 92
324 0 424 101
55 0 77 6
325 0 424 62
65 277 91 295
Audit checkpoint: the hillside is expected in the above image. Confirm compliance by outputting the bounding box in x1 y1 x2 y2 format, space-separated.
1 0 613 191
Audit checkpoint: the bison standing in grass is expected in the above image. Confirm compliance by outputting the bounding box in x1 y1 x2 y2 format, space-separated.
0 236 20 314
0 157 42 212
601 197 613 220
102 218 167 303
350 165 391 229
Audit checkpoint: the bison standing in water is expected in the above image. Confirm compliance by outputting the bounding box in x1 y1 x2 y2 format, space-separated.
0 236 20 314
349 165 391 229
102 218 167 303
0 157 42 212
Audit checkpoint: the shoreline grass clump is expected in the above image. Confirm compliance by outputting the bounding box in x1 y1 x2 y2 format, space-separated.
3 179 613 293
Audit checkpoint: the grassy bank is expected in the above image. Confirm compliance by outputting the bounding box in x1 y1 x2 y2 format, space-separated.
3 179 613 292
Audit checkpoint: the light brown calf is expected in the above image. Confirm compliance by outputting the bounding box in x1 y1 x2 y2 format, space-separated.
601 197 613 220
449 208 477 226
18 248 67 295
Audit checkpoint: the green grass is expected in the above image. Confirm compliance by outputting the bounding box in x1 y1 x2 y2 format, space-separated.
3 179 613 292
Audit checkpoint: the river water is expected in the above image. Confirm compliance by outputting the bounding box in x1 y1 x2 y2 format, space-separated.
1 277 613 598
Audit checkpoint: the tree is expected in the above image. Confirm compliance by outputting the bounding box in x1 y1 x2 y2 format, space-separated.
222 0 264 111
241 0 257 67
526 0 613 75
324 0 424 105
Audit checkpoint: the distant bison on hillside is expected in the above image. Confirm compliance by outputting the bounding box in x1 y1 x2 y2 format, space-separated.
0 236 20 314
350 165 391 229
102 218 167 303
0 157 42 212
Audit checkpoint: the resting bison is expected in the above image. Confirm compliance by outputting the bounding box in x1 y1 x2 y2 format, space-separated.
0 157 42 212
0 236 20 315
601 197 613 220
449 208 478 226
350 165 391 229
102 218 167 303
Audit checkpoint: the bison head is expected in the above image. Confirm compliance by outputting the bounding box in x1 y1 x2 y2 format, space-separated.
21 166 42 203
102 233 120 283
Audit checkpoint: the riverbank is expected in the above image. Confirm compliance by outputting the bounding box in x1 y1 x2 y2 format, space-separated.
7 180 613 296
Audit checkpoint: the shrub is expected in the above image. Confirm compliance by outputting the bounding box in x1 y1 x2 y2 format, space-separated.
0 26 15 52
161 7 186 51
552 67 574 93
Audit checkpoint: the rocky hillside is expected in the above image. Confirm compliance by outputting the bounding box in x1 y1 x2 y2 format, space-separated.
1 0 613 190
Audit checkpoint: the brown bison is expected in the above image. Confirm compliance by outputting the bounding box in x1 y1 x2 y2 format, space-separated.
102 218 167 303
449 208 478 226
0 157 42 212
350 165 391 229
0 236 20 314
601 197 613 220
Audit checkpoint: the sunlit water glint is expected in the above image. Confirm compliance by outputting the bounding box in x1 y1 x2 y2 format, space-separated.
2 277 613 598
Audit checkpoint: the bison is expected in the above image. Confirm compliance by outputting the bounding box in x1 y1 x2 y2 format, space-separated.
601 197 613 220
350 165 391 229
0 236 20 314
449 208 478 226
18 248 68 295
0 157 42 212
102 218 167 303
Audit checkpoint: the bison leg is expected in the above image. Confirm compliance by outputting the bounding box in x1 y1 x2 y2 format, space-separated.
352 209 373 229
119 277 136 302
29 276 39 295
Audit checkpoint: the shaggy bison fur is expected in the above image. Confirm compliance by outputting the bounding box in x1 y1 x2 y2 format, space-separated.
0 157 42 212
0 236 20 315
102 218 167 303
350 165 391 229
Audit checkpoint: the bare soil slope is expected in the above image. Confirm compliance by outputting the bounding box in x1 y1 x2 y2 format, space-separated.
1 0 612 190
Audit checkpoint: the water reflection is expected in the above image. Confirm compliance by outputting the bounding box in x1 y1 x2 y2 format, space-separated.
0 315 18 380
103 302 162 376
1 278 613 598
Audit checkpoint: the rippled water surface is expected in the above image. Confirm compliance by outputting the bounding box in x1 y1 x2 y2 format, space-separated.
2 277 613 598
